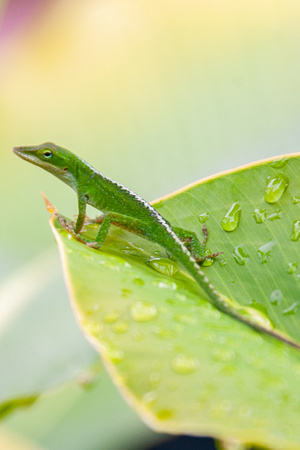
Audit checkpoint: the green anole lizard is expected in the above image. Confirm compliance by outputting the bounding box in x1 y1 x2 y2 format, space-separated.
13 142 300 350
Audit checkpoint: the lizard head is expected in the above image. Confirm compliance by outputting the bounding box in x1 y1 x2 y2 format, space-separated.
13 142 78 186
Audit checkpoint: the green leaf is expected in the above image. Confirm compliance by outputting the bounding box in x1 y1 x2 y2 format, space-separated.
0 396 38 421
0 251 97 414
2 366 166 450
50 154 300 449
154 153 300 344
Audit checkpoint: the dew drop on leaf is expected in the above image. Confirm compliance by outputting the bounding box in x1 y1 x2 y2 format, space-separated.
233 244 249 265
219 259 227 267
172 313 198 325
221 202 241 232
257 241 275 264
171 353 199 375
270 289 283 305
130 301 157 322
118 288 132 297
103 345 124 363
290 220 300 242
132 278 145 286
85 320 103 337
212 348 236 362
269 158 289 168
265 173 289 203
103 309 120 323
253 208 267 224
149 372 161 387
287 262 298 274
283 302 298 315
267 209 282 221
198 212 210 223
291 196 300 204
152 279 178 290
147 257 178 276
201 249 214 267
142 390 157 405
113 321 130 333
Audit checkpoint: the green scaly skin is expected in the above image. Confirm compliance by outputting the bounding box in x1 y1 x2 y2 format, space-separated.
13 142 300 350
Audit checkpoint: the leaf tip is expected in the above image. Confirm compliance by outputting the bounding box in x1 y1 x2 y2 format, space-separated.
40 192 57 214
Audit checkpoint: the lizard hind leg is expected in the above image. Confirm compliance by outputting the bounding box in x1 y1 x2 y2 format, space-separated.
172 225 222 263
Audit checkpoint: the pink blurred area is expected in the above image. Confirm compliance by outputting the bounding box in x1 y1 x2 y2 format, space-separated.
0 0 53 40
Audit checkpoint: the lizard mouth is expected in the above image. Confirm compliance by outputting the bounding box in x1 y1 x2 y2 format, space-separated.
13 146 23 156
13 146 31 159
13 146 42 166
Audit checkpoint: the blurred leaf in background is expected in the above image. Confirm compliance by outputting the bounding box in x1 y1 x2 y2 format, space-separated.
1 0 300 448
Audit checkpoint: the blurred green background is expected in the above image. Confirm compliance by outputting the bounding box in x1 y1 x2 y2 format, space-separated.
1 0 300 448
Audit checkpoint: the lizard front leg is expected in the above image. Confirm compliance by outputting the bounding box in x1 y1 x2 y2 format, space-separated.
56 194 88 242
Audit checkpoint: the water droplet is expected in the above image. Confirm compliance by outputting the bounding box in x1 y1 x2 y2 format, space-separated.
172 314 198 325
103 309 120 323
151 326 177 340
270 289 283 305
290 220 300 242
198 212 210 223
130 301 157 322
118 288 132 297
132 278 145 286
221 202 241 232
253 208 267 224
265 173 289 203
152 279 177 290
166 294 187 305
283 302 298 315
147 257 178 277
149 372 161 387
171 353 199 375
219 259 227 267
121 241 145 256
267 209 282 221
292 196 300 204
142 391 157 405
175 293 187 302
269 158 289 168
201 249 214 267
80 252 95 262
233 244 249 265
257 241 275 264
212 348 235 362
93 304 101 312
98 261 120 271
287 262 298 274
85 321 103 336
103 345 124 363
121 248 144 257
113 321 129 333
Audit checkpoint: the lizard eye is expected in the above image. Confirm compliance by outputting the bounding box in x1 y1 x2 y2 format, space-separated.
43 150 53 159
